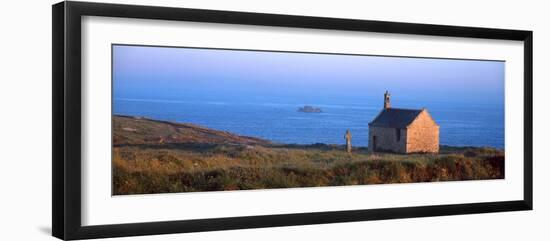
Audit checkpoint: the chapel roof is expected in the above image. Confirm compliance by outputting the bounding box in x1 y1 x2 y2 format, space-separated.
369 108 425 128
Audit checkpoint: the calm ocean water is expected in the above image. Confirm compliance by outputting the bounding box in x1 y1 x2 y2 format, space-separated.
114 98 504 149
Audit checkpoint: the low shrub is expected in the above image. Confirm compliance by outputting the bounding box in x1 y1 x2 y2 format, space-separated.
112 145 504 195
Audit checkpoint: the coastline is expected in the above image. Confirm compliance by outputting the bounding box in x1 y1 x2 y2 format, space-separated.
113 114 504 150
112 115 505 195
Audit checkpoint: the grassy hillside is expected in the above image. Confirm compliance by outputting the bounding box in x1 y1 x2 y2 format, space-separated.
113 115 271 146
112 115 504 195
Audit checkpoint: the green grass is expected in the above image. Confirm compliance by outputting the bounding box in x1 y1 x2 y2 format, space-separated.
113 143 504 195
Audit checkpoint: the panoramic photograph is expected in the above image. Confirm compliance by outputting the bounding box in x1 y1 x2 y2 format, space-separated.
112 44 505 195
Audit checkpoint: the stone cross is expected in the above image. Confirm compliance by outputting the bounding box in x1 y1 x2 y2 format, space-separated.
345 129 352 153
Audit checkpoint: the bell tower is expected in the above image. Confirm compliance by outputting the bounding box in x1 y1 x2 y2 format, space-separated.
384 91 391 109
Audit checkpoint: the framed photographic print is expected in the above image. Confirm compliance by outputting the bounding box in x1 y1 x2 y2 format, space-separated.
52 1 533 240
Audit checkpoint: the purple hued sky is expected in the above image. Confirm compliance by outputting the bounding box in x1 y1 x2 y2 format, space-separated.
113 45 504 106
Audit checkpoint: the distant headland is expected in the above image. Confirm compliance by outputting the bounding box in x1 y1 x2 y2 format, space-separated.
298 105 322 113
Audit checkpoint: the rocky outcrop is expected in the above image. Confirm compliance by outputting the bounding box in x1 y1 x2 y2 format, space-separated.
297 105 322 113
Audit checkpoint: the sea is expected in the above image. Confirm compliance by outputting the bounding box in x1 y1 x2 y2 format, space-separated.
114 98 504 149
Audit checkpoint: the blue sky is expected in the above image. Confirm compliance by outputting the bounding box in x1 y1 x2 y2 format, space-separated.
113 45 504 106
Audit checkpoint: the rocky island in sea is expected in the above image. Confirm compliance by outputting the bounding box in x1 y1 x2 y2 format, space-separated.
298 105 322 113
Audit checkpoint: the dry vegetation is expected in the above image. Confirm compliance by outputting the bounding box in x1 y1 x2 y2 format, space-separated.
112 115 504 195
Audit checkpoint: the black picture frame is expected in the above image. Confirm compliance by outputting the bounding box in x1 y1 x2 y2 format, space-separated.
52 1 533 240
